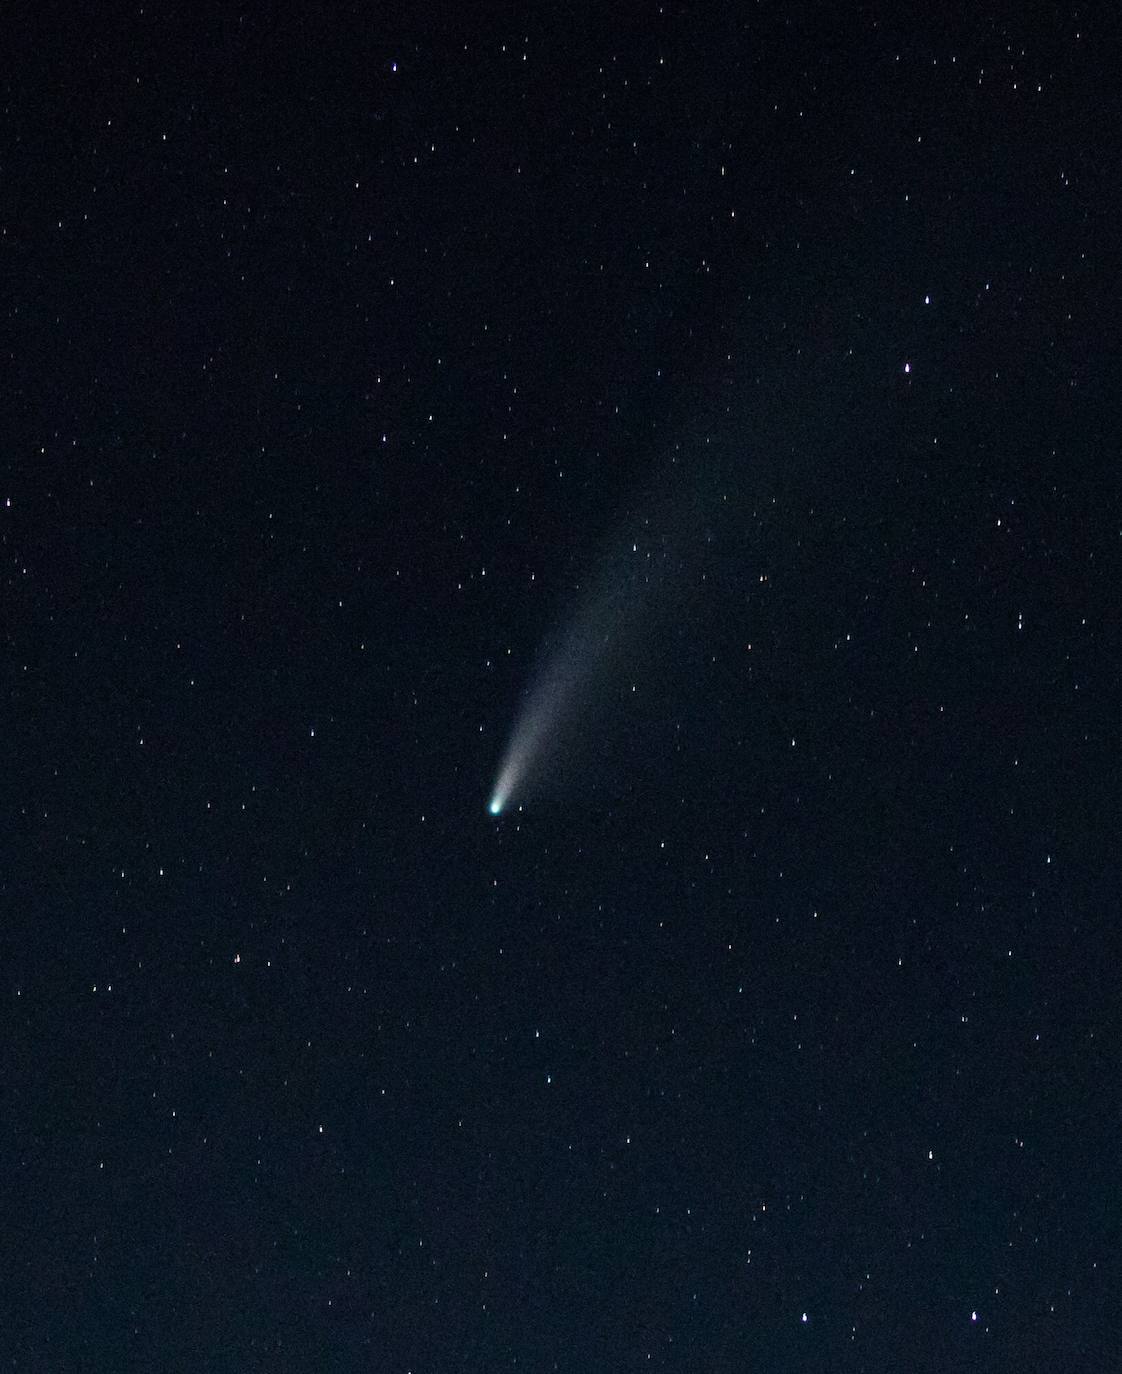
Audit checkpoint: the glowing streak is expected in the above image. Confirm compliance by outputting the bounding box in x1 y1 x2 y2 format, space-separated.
489 439 725 813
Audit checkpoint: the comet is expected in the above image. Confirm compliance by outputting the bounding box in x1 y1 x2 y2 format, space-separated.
488 444 727 814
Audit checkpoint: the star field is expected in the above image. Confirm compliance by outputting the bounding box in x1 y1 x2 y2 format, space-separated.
3 3 1119 1370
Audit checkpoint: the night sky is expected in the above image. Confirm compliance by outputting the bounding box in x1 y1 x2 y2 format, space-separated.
4 3 1120 1369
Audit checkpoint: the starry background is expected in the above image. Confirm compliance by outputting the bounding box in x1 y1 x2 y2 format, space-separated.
3 2 1120 1369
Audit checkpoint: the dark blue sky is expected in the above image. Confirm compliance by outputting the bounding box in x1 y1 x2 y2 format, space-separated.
3 2 1118 1369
